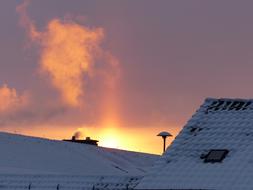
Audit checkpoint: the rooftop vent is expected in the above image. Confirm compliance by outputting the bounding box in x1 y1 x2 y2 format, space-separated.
202 149 229 163
157 131 172 153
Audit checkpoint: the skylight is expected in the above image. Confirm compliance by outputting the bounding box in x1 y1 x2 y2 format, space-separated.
204 149 229 163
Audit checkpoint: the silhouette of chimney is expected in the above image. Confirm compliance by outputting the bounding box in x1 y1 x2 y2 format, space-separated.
63 136 99 146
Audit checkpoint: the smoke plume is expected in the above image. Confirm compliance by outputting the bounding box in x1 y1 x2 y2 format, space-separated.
73 131 85 140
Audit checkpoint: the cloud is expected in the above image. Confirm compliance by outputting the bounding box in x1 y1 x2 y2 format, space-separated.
16 0 39 41
39 19 104 107
0 84 29 113
16 0 119 108
9 0 121 130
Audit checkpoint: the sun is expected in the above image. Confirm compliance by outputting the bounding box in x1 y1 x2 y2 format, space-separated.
98 128 121 149
100 136 119 149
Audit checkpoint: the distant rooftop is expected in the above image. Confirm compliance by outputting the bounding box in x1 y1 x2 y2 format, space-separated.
0 132 159 176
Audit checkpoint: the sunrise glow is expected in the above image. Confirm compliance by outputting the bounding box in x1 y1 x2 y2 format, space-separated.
98 127 120 148
0 124 179 154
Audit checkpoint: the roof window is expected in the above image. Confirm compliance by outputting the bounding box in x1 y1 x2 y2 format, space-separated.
203 149 229 163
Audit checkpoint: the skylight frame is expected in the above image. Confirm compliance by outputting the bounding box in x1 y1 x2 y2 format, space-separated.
204 149 229 163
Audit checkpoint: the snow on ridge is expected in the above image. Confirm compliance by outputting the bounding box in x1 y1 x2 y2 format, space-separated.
0 132 159 176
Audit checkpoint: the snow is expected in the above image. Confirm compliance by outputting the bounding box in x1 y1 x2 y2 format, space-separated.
0 132 159 189
0 132 158 175
0 174 141 190
136 98 253 190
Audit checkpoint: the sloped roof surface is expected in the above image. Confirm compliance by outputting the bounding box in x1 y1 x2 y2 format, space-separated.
0 174 141 190
0 132 158 176
136 98 253 190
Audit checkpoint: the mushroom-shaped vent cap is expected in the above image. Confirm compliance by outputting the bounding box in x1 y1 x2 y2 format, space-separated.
157 131 172 137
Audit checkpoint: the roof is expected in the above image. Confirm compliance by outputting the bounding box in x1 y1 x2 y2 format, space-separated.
0 132 158 176
136 98 253 190
0 174 141 190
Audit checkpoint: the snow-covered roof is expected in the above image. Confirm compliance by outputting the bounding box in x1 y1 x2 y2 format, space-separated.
136 98 253 190
0 132 158 176
0 174 141 190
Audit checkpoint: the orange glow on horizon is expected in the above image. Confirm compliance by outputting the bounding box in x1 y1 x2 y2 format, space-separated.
98 127 120 149
1 125 180 154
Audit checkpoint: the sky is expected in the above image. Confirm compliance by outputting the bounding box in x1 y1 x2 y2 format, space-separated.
1 0 253 154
